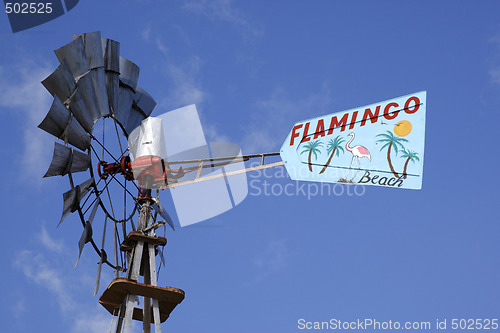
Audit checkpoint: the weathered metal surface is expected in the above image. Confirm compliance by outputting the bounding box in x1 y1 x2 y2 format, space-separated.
113 57 140 133
124 86 156 135
42 59 76 101
143 240 152 333
75 73 102 124
73 31 104 69
159 249 165 268
106 72 120 117
44 142 91 177
118 57 139 90
75 32 110 117
77 222 92 257
42 60 94 133
38 96 91 151
151 199 174 231
91 69 110 117
60 177 94 225
75 198 100 268
102 38 120 115
102 38 120 73
54 36 89 77
113 223 120 279
99 278 185 324
68 87 95 133
115 85 136 135
146 221 162 333
93 216 108 297
120 234 145 332
134 86 156 117
55 37 103 124
129 241 144 282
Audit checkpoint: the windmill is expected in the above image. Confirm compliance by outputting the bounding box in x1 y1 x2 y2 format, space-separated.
40 32 427 332
39 32 285 332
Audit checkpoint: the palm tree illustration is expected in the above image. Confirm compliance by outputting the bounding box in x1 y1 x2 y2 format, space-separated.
375 131 408 178
400 149 420 179
319 136 345 174
300 140 324 172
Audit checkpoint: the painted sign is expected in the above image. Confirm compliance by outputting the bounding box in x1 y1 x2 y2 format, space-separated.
280 91 426 190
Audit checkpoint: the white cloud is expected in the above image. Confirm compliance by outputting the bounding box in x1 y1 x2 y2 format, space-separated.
39 223 64 253
0 59 53 182
487 31 500 85
141 26 151 41
14 249 74 313
489 67 500 84
202 122 230 143
14 224 118 332
155 37 168 56
241 84 332 153
72 306 113 333
140 29 207 111
253 239 289 282
164 57 207 108
12 298 26 319
184 0 257 32
15 247 115 332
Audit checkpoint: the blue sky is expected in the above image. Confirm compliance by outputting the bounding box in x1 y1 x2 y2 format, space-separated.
1 1 500 332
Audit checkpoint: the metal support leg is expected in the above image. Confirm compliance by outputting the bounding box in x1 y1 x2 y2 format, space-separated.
148 243 161 333
114 296 128 332
120 240 144 333
143 250 152 333
122 294 137 333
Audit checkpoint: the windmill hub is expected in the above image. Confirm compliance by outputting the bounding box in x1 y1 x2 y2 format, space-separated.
97 155 185 188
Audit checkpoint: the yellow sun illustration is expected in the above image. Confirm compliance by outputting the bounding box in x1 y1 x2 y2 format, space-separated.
394 120 412 137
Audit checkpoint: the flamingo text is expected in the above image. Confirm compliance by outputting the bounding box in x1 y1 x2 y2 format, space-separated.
289 95 421 146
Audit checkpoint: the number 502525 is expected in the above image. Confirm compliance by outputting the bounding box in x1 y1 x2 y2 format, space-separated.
5 3 53 14
451 319 499 330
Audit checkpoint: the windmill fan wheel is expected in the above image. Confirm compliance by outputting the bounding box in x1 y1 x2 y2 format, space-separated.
38 31 166 295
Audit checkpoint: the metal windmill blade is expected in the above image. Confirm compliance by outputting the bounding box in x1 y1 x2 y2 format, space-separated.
123 86 156 135
42 60 95 133
44 142 91 177
75 197 100 268
54 35 102 124
151 198 175 231
114 57 140 135
38 96 91 151
101 37 120 115
93 216 107 297
59 177 95 225
72 31 110 117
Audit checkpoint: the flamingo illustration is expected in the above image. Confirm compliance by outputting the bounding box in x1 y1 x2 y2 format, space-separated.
344 132 371 181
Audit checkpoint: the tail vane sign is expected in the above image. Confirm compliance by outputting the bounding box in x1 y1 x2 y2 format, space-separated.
280 91 426 190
